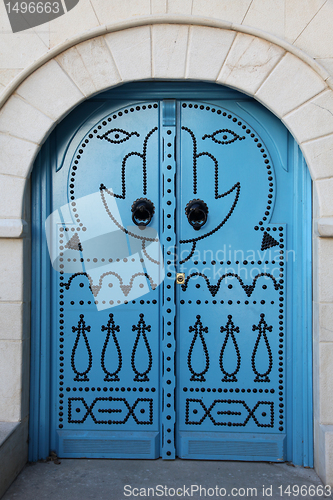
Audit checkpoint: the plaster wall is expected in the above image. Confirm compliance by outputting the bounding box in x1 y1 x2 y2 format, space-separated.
0 0 333 492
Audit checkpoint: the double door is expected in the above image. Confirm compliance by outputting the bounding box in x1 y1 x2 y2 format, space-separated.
46 96 297 460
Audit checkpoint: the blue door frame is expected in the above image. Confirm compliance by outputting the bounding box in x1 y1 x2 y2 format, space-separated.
29 82 313 465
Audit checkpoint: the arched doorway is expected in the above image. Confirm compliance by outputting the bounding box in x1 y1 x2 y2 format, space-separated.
30 82 312 464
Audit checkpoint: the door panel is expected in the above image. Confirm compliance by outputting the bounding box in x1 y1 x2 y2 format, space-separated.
176 102 289 461
39 92 308 461
50 102 163 458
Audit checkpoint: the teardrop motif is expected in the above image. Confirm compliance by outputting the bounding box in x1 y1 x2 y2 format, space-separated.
71 314 92 382
187 315 209 382
101 313 122 381
219 315 241 382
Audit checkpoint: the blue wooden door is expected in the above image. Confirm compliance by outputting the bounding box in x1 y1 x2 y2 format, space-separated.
176 101 291 460
48 102 163 458
33 86 311 462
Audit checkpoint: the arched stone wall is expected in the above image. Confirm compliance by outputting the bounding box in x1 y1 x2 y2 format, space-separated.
0 21 332 485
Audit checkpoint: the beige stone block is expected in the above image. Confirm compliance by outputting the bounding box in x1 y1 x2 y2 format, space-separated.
324 429 333 486
0 69 22 87
315 58 333 77
315 178 333 218
255 53 326 117
192 0 252 23
0 239 24 302
0 134 39 178
0 219 27 238
0 340 23 421
218 33 284 95
151 0 167 14
313 330 320 419
319 343 333 424
318 303 333 342
294 1 333 59
313 300 319 343
0 0 12 31
0 303 25 341
285 0 326 44
16 59 84 121
314 236 333 303
20 335 30 420
301 134 333 181
56 46 96 97
313 419 325 482
33 20 50 48
167 0 192 14
186 26 235 81
104 27 151 82
315 218 333 238
0 95 54 145
242 0 285 38
91 0 150 26
0 175 26 219
152 25 189 79
284 90 333 144
22 237 31 304
75 37 121 94
50 0 100 48
313 181 320 220
0 31 48 70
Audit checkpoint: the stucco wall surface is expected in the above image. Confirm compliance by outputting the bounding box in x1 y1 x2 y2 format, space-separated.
0 0 333 492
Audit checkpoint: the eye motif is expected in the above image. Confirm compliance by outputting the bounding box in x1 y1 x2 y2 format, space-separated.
202 129 245 145
97 128 140 144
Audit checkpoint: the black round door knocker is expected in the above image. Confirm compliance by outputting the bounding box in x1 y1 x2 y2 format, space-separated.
131 198 155 226
185 199 209 230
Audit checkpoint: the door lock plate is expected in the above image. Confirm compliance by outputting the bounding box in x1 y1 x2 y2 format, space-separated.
176 273 185 284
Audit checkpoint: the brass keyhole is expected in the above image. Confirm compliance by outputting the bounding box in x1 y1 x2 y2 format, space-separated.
176 273 185 284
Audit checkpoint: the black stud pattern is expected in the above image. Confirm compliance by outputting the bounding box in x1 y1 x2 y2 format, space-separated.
182 125 241 200
261 231 279 251
202 129 245 145
101 313 122 382
182 103 275 228
98 127 157 199
63 270 157 298
68 396 153 425
65 232 83 251
131 314 153 382
185 398 274 428
220 315 241 382
188 315 209 382
100 186 158 242
67 102 158 236
251 314 273 382
181 272 282 297
97 128 139 144
179 182 240 244
71 314 92 382
142 239 160 265
179 241 196 265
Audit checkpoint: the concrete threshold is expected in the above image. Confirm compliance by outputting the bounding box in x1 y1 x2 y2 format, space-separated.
1 459 332 500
